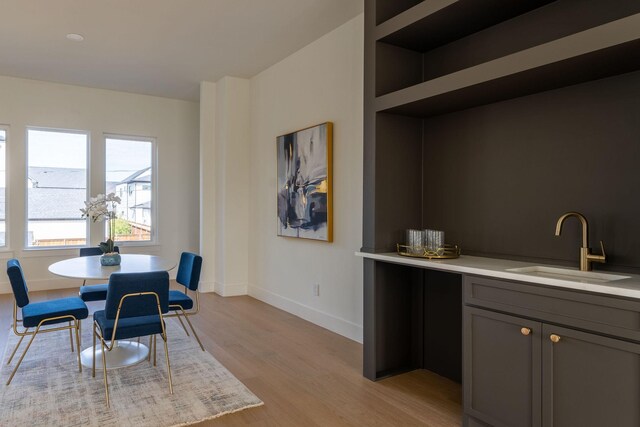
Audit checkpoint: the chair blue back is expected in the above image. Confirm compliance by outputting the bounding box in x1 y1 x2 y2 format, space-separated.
176 252 202 292
80 246 120 257
6 259 29 308
105 271 169 320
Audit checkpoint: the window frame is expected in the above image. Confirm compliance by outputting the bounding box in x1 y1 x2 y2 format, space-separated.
0 124 9 250
25 126 90 250
104 133 157 247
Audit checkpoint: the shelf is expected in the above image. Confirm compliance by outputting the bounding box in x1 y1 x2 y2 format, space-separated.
375 13 640 117
374 0 640 97
376 0 554 51
374 0 423 25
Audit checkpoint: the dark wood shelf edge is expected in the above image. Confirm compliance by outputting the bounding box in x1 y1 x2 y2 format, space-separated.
375 0 554 52
374 0 455 40
382 40 640 118
374 14 640 117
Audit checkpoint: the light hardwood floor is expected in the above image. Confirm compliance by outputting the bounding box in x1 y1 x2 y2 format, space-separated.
0 288 462 426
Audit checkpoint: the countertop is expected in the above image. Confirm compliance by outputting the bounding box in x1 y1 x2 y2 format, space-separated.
355 251 640 299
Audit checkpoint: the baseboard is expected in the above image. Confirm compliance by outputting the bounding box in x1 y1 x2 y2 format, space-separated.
213 281 248 297
248 284 363 343
198 280 216 293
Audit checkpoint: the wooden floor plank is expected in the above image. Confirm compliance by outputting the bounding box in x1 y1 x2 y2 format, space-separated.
0 288 462 426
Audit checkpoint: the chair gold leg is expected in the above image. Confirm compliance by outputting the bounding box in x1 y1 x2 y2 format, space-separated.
69 321 74 352
74 319 82 373
153 335 157 367
93 322 97 378
148 335 153 362
7 333 27 365
101 338 109 407
184 314 205 351
7 326 40 385
175 313 190 336
162 334 173 395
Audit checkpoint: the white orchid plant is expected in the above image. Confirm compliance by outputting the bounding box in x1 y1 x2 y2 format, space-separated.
80 192 121 254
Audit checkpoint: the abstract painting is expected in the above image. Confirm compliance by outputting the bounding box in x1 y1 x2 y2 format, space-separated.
277 122 332 242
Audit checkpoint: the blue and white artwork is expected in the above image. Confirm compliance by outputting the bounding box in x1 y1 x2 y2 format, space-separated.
277 122 332 242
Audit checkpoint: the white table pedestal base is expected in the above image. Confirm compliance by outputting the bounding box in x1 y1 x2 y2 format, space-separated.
80 340 150 370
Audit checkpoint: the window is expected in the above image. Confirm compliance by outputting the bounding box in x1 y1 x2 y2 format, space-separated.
27 128 88 247
105 136 154 243
0 127 6 247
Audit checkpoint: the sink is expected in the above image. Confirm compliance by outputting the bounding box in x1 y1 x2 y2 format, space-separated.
505 266 630 283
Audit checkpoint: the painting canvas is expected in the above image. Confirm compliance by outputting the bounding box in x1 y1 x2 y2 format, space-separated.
277 122 332 242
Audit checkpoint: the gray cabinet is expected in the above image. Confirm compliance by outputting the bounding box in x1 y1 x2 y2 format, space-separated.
465 275 640 426
542 324 640 427
464 308 541 427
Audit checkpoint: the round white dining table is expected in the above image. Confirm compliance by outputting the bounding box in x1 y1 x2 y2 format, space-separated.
48 254 177 370
48 254 176 280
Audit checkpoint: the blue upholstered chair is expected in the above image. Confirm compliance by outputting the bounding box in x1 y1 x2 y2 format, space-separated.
167 252 204 351
78 246 120 302
5 259 88 385
92 271 172 407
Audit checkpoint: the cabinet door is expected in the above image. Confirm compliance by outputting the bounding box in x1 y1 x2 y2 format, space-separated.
542 324 640 427
464 307 542 427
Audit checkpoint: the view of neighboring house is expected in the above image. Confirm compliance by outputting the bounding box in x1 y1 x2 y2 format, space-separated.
28 166 150 246
28 167 86 246
110 167 152 239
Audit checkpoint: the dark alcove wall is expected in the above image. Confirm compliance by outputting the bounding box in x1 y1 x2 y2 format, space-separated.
422 70 640 273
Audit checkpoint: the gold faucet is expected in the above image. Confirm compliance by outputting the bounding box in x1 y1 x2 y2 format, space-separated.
555 212 606 271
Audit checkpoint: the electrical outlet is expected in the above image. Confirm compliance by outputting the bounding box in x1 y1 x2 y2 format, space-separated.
313 283 320 297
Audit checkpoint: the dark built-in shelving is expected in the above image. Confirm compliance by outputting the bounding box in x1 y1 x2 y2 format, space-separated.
375 0 554 51
364 0 640 257
363 0 640 385
375 0 640 102
377 17 640 117
374 0 423 25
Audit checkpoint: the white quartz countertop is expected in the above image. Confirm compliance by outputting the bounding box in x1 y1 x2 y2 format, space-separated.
355 251 640 300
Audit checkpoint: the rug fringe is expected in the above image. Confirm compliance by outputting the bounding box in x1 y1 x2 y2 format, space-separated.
170 401 265 427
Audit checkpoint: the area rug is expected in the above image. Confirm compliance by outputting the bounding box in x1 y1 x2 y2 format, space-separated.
0 319 263 426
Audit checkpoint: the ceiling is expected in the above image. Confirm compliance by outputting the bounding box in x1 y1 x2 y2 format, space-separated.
0 0 363 101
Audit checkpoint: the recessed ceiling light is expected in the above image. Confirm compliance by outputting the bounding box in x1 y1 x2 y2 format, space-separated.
66 33 84 42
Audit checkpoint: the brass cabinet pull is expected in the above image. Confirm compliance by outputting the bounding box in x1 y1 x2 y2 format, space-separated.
520 327 531 336
550 334 561 343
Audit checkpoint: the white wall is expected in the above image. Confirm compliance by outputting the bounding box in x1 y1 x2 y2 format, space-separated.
213 77 251 296
248 15 364 342
0 75 200 293
199 82 217 293
199 77 251 296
